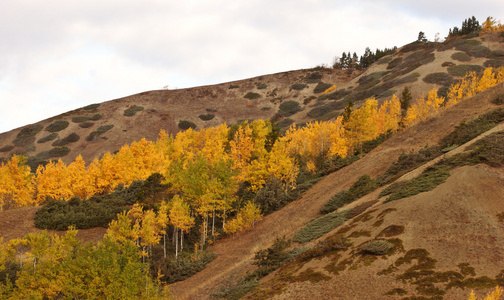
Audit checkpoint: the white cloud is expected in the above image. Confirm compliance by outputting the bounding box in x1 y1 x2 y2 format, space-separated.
1 1 504 133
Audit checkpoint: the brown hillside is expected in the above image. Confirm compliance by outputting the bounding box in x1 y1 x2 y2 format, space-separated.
167 83 504 299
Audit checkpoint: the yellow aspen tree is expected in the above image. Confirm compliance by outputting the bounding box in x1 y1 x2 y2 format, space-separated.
106 211 137 244
344 98 379 151
66 155 95 199
169 195 194 258
157 201 170 258
468 286 503 300
139 209 161 261
328 116 349 158
230 125 254 182
127 203 144 246
321 85 337 95
130 138 162 180
113 144 137 185
265 139 299 191
0 156 35 209
477 67 498 92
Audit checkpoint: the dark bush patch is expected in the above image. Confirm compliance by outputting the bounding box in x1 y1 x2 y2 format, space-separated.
320 175 378 214
325 89 352 100
261 106 271 111
313 82 334 93
492 95 504 105
291 83 307 90
97 125 114 134
293 210 349 243
17 124 43 138
447 64 484 77
257 83 267 89
37 133 59 144
124 105 144 116
45 120 69 132
377 90 396 99
306 101 346 118
178 120 197 130
12 136 35 148
279 100 302 117
36 147 71 160
244 92 261 100
359 239 395 255
0 145 14 152
83 103 100 110
85 132 101 142
484 59 504 68
91 114 102 121
72 116 91 123
422 72 454 86
451 52 471 62
278 118 295 129
303 96 316 104
305 72 323 83
79 122 94 128
387 57 403 69
377 225 405 237
199 114 215 121
52 133 80 146
229 84 239 89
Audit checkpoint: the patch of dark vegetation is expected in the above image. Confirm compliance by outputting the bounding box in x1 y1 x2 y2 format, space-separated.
385 288 408 296
306 101 346 118
257 83 267 89
79 121 94 128
442 61 456 67
305 72 323 83
293 210 349 243
229 84 239 89
484 59 504 68
199 114 215 121
324 89 352 101
248 237 292 280
387 57 403 69
359 239 395 255
382 164 450 203
17 124 43 139
124 105 144 116
97 125 114 134
465 131 504 168
0 145 14 152
210 277 258 300
261 106 271 111
451 51 472 62
439 107 504 149
320 174 378 214
277 118 294 129
254 177 298 215
52 133 80 146
447 64 485 77
85 125 114 142
45 120 69 132
244 92 261 100
83 103 100 110
377 225 405 237
36 147 71 160
163 251 217 284
379 146 443 185
423 72 454 86
291 83 307 90
178 120 197 130
279 100 302 117
313 82 333 93
298 235 349 262
321 155 360 175
345 200 378 219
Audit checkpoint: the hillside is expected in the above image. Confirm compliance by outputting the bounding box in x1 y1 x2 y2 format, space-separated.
1 32 503 171
1 30 504 300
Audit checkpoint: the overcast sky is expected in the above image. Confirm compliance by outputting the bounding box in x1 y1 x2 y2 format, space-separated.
1 1 502 133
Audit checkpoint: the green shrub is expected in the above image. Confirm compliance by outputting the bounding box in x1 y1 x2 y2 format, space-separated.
291 83 307 90
257 83 267 89
45 120 69 132
279 100 301 117
52 133 80 146
178 120 197 130
359 239 395 255
278 118 295 129
466 131 504 168
379 146 443 185
325 89 351 100
377 225 405 237
83 103 100 110
199 114 215 121
484 59 504 68
451 52 471 62
305 72 323 83
249 237 291 279
85 132 101 142
377 89 397 99
297 235 348 261
383 165 450 203
422 72 454 86
293 210 349 243
97 125 114 134
17 124 43 138
79 122 94 128
442 61 456 67
306 101 346 118
254 177 296 215
72 116 91 123
229 84 239 89
12 136 35 148
163 251 217 284
91 114 102 121
261 106 271 111
244 92 261 99
387 57 403 69
124 106 144 116
211 278 258 300
447 64 484 76
0 145 14 152
313 82 333 93
36 147 71 160
320 191 350 214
